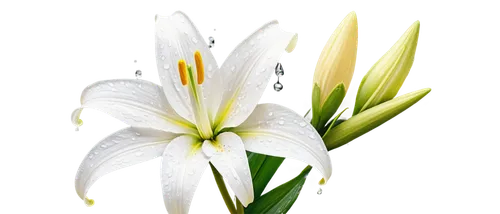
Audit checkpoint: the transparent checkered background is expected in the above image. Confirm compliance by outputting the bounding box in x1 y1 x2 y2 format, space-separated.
64 8 440 213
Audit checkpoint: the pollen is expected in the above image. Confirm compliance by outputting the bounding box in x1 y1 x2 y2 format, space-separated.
178 60 188 86
194 51 204 84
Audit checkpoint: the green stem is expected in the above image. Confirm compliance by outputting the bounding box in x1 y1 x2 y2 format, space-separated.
211 163 237 214
236 199 244 214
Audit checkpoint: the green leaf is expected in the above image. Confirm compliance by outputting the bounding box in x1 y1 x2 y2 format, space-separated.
311 83 321 128
247 152 285 200
323 107 348 138
324 88 431 150
245 166 312 214
318 83 346 128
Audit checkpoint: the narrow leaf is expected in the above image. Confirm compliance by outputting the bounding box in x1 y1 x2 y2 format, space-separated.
251 155 285 199
320 107 351 135
245 166 312 214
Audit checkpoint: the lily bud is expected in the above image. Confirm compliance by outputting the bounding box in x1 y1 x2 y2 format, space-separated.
312 9 360 108
353 21 420 115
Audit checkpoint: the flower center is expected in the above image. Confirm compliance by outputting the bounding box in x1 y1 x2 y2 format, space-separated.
178 51 213 140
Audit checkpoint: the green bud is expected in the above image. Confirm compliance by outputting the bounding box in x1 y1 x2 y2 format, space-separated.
353 21 420 115
324 88 431 150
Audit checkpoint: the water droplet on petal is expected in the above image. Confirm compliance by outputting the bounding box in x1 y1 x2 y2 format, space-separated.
208 36 215 48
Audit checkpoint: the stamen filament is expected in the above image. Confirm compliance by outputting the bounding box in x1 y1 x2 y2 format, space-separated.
187 65 213 139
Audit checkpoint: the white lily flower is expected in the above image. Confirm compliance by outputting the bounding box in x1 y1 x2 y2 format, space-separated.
71 11 331 214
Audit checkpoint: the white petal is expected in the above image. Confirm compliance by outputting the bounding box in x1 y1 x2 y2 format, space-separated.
75 127 178 201
155 11 221 123
209 132 254 206
161 135 208 214
71 79 197 134
232 104 332 183
214 21 298 131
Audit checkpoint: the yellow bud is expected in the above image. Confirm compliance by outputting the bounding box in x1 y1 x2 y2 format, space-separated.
313 11 358 107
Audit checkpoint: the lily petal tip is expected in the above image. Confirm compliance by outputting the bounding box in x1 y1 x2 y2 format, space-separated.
84 197 95 207
285 34 299 53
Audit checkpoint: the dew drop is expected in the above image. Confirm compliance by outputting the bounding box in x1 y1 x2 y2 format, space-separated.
275 63 284 76
191 37 198 43
273 82 283 92
268 112 273 116
208 36 215 48
317 188 323 195
278 120 285 125
75 127 79 132
135 70 142 78
164 64 170 70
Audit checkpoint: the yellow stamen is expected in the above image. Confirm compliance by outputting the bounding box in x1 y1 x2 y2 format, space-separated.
194 51 204 84
178 60 188 86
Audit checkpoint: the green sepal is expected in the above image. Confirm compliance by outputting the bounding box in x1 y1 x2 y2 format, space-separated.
318 83 346 128
324 88 431 150
311 83 321 128
245 166 312 214
322 107 348 138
